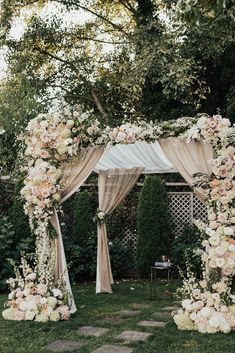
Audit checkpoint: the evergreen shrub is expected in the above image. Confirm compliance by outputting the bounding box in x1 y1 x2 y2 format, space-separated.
136 176 173 276
171 224 203 278
72 190 96 246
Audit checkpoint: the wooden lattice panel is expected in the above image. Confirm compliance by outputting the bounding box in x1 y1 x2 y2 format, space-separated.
121 192 207 263
168 192 192 237
122 228 137 259
193 194 208 222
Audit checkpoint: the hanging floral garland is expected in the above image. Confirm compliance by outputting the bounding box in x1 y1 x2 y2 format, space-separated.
174 115 235 333
2 110 235 327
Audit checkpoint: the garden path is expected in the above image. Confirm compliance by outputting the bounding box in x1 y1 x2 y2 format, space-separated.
43 305 179 352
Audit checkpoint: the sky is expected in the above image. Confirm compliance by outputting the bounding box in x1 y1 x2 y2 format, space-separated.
0 2 93 77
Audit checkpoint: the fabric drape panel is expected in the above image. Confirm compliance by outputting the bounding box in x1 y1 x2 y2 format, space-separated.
96 167 144 293
159 138 213 200
60 147 104 203
50 209 77 314
50 146 104 313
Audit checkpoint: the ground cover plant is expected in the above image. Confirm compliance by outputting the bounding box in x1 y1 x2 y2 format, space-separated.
1 280 235 353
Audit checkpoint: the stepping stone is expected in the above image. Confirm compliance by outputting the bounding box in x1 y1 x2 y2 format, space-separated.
78 326 110 337
152 311 172 319
117 330 153 343
131 303 152 309
119 310 140 317
138 320 166 328
92 345 134 353
161 306 179 311
96 317 126 326
44 340 83 352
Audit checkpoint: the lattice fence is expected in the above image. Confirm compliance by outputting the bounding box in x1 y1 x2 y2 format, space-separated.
121 192 207 262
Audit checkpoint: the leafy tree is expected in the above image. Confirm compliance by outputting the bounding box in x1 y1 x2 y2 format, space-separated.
136 176 173 276
0 0 234 176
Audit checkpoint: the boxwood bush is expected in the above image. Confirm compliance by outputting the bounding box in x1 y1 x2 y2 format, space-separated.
136 176 173 276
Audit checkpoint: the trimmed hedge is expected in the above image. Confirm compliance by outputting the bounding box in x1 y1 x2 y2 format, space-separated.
136 176 173 276
72 190 96 246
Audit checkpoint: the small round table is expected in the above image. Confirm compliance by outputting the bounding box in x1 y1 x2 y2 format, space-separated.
150 264 172 300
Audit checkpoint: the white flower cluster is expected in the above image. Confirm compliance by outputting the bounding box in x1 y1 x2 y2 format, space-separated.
2 257 70 322
174 114 235 333
184 114 235 149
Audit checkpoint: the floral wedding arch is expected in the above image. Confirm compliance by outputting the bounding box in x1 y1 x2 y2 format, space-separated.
2 111 235 333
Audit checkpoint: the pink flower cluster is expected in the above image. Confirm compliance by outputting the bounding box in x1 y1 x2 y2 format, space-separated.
2 259 70 322
174 114 235 333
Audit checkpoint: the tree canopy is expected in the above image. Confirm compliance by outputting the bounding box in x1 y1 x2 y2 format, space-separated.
0 0 234 174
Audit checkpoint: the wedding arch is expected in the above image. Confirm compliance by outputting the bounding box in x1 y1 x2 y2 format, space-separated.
2 112 235 333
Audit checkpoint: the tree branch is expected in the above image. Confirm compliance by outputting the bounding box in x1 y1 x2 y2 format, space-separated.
50 84 95 103
72 35 127 45
53 0 129 36
91 90 108 119
119 0 137 15
33 44 108 118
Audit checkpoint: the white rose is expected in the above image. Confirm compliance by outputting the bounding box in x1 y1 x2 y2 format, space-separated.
27 273 36 281
228 305 235 315
66 119 74 127
2 308 17 320
23 288 31 297
50 310 60 322
215 258 225 268
52 288 63 298
224 227 234 236
47 296 58 308
40 297 48 305
209 235 220 246
35 314 49 322
182 299 192 311
57 144 68 155
197 116 208 129
19 301 27 311
98 211 105 220
8 291 15 300
25 311 36 321
201 307 211 318
73 111 79 118
26 299 38 312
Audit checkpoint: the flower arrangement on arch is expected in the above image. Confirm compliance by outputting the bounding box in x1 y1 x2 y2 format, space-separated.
2 255 71 322
95 209 107 225
173 114 235 333
3 108 235 328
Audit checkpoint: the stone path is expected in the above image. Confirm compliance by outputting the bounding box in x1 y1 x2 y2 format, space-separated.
44 340 83 352
78 326 110 337
43 303 177 352
92 345 134 353
119 309 140 317
131 303 152 309
161 306 179 311
96 317 126 326
138 320 166 328
117 330 153 343
152 311 172 319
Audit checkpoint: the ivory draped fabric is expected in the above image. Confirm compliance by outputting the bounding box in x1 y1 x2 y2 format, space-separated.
95 141 176 173
96 167 144 293
50 146 104 313
159 138 213 200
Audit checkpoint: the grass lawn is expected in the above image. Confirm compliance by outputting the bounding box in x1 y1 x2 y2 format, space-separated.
0 279 235 353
